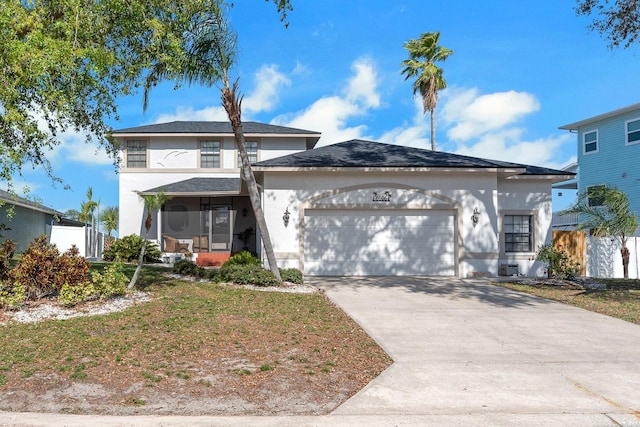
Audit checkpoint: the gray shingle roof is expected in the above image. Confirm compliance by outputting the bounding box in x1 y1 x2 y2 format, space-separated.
113 121 320 135
140 178 241 195
253 139 575 177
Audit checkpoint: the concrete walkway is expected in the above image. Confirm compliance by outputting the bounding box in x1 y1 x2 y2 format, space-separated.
3 277 640 426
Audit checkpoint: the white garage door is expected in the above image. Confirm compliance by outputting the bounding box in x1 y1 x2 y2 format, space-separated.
304 209 456 276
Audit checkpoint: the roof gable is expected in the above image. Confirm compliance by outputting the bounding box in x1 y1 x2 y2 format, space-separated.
253 139 574 177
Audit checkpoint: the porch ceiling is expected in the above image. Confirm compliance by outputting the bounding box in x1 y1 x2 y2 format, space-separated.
139 178 242 196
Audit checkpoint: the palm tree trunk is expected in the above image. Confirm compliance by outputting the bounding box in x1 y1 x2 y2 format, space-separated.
222 79 282 282
430 109 436 151
128 235 148 290
621 245 630 279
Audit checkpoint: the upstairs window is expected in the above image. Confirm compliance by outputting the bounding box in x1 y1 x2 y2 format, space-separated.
583 130 598 154
126 140 147 168
238 141 258 166
626 118 640 145
504 215 533 253
200 140 221 168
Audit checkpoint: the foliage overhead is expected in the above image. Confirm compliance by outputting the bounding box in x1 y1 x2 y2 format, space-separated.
0 0 292 185
576 0 640 48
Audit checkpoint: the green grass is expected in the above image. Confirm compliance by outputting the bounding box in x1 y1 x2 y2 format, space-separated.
495 278 640 325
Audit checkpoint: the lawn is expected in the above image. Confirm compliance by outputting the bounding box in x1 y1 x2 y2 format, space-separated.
495 278 640 325
0 264 392 415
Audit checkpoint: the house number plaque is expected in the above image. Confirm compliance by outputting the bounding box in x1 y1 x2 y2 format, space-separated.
372 191 392 202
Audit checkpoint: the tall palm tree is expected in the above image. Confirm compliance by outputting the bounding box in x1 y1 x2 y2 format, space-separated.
79 187 99 257
128 191 172 289
560 185 638 278
401 32 453 151
142 5 282 281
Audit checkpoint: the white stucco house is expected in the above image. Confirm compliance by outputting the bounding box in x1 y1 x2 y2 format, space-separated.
114 121 574 277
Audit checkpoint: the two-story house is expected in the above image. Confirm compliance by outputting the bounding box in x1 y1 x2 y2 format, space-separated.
114 121 573 277
559 102 640 223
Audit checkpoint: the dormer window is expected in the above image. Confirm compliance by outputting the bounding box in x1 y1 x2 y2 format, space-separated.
200 140 221 168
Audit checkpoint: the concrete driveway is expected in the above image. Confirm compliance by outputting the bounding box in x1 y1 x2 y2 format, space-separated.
313 276 640 426
3 277 640 426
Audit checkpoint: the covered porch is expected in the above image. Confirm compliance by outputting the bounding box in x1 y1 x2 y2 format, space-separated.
140 178 259 266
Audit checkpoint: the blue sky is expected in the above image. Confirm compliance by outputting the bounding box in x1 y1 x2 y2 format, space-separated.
9 0 640 227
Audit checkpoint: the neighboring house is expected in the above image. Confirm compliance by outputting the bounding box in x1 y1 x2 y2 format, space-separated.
115 121 573 277
559 102 640 228
0 189 82 253
551 162 579 230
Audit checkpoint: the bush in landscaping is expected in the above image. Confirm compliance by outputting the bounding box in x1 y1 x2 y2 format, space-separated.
279 268 303 284
535 244 580 280
0 281 26 310
11 236 90 300
58 262 129 307
173 259 206 277
218 264 278 286
103 234 161 263
222 251 261 267
0 239 16 282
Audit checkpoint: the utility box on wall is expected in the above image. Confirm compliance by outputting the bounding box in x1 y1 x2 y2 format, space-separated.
499 264 519 276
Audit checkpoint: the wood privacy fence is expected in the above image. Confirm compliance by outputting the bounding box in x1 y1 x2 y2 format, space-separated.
552 230 640 279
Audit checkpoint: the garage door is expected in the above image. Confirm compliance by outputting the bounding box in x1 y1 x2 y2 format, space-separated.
304 209 456 276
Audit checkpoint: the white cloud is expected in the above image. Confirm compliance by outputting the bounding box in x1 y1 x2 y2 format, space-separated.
379 97 430 148
243 65 291 113
272 57 381 146
441 88 540 141
155 105 228 122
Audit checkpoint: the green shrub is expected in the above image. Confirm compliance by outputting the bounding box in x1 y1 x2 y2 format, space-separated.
103 234 161 263
0 281 26 310
173 259 205 277
219 264 277 286
0 239 16 282
58 282 96 307
223 251 261 267
92 262 128 299
535 244 580 280
279 268 303 284
11 236 90 300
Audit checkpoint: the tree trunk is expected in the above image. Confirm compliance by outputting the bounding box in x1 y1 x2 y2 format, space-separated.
128 214 151 290
621 245 630 279
222 79 282 282
430 108 436 151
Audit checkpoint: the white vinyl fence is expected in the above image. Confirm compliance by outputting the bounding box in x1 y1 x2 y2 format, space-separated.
48 225 104 259
586 236 640 279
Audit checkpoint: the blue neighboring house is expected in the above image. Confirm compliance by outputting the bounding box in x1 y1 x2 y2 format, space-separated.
559 102 640 229
0 189 82 253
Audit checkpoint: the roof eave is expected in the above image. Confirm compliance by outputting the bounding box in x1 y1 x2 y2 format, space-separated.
559 102 640 130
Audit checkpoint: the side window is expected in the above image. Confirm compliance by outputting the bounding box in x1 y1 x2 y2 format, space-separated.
504 214 533 253
626 118 640 145
583 130 598 154
238 141 258 166
126 140 147 168
200 140 221 168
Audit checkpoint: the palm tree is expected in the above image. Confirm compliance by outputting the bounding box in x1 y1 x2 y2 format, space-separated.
128 191 172 290
100 206 119 237
560 185 638 278
142 5 282 281
79 187 99 257
401 32 453 151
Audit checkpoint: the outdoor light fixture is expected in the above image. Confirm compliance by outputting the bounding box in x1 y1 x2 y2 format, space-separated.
283 207 291 227
471 207 480 227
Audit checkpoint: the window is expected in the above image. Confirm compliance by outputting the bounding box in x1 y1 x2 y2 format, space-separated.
587 185 605 207
504 215 533 253
238 141 258 166
583 130 598 154
200 140 220 168
626 118 640 145
126 140 147 168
